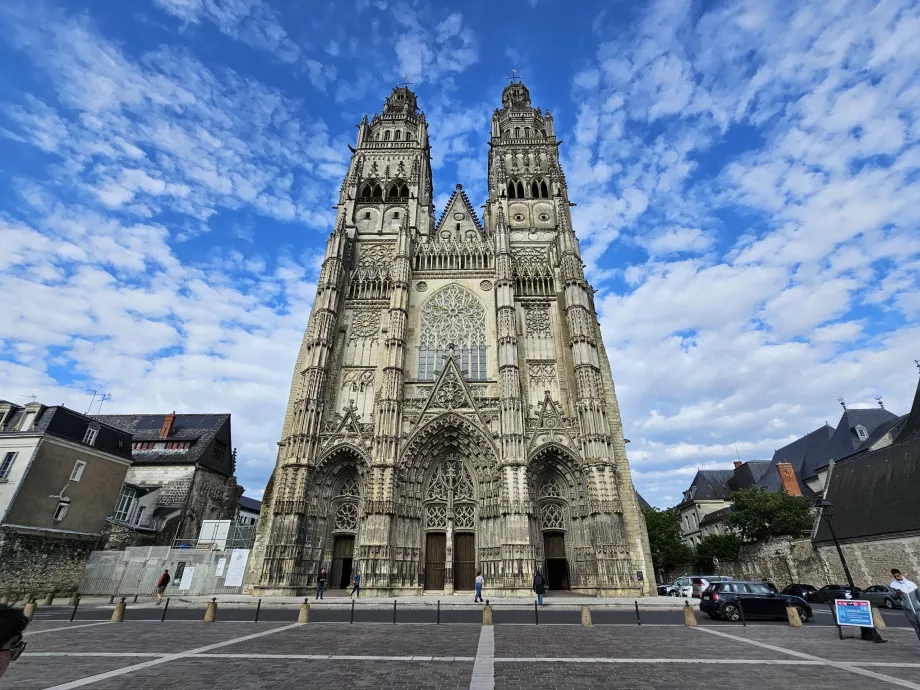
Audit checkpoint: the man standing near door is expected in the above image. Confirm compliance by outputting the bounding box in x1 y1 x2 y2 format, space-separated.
316 569 327 600
350 571 361 598
533 570 546 607
474 571 484 603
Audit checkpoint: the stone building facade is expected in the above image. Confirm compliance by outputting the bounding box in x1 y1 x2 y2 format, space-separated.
92 412 243 549
247 82 654 597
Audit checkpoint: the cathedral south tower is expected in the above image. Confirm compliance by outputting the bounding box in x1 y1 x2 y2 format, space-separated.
247 81 655 597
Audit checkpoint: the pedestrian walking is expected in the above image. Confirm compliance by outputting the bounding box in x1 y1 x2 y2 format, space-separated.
0 604 29 680
316 569 327 600
474 571 484 603
890 568 920 641
350 572 361 598
154 569 170 605
533 570 546 607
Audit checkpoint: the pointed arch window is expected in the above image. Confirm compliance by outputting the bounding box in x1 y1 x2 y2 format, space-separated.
514 127 521 137
372 184 383 200
525 127 531 137
384 130 391 141
531 180 539 198
541 180 549 198
395 130 402 140
417 284 487 381
508 180 517 199
516 180 525 198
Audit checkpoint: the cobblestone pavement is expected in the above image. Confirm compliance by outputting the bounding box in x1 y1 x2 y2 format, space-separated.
6 621 920 689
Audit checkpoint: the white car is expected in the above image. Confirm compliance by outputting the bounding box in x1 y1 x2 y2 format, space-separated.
663 575 730 597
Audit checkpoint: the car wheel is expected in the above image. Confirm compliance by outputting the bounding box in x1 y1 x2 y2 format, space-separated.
722 604 741 622
884 598 893 609
796 605 809 622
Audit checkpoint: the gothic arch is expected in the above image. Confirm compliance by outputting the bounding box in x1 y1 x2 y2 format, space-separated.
316 442 371 473
417 284 488 381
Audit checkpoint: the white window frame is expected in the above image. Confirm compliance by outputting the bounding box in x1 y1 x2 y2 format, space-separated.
53 501 70 522
113 485 138 522
0 451 17 480
83 426 99 446
70 460 87 482
855 425 868 440
19 411 37 431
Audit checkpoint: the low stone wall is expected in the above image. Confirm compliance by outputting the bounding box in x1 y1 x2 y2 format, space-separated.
718 534 920 588
0 527 95 597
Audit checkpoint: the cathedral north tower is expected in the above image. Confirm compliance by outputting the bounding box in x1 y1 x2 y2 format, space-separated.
247 81 654 597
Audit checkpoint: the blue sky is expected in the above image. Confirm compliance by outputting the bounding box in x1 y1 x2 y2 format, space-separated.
1 0 919 508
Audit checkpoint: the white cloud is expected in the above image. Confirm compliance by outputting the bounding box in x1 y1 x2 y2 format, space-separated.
153 0 301 62
392 5 479 83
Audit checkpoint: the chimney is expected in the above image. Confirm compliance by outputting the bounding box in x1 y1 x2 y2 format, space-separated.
160 411 176 439
733 461 743 469
776 462 802 496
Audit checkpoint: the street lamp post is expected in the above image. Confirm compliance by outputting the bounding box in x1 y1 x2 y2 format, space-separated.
814 499 885 643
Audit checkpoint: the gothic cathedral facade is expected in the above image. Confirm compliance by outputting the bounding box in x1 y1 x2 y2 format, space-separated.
246 82 654 596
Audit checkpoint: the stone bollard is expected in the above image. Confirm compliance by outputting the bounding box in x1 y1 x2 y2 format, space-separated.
785 606 803 628
683 601 697 628
482 601 494 626
872 607 887 630
580 606 593 627
24 593 35 609
298 599 310 624
69 592 80 607
43 592 55 606
23 600 37 620
204 598 218 622
0 592 9 605
111 597 126 623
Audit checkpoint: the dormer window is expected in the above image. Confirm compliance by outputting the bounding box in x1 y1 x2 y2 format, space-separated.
854 424 869 440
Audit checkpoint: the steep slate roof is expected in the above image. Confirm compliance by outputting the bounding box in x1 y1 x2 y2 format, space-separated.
434 183 483 232
726 460 771 491
239 496 262 512
683 470 735 503
757 424 834 492
699 505 733 527
636 492 652 511
853 416 905 453
813 407 899 473
93 413 232 475
814 379 920 543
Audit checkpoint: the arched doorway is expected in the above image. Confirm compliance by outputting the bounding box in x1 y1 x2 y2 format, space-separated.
398 413 499 594
529 445 587 592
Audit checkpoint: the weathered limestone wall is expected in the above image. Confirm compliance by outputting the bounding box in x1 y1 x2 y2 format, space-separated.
0 527 95 596
712 534 920 588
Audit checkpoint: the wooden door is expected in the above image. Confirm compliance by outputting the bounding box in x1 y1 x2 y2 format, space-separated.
543 532 570 590
453 533 476 590
331 535 354 589
424 533 446 590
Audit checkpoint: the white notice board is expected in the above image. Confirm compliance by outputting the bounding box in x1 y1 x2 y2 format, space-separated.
215 558 227 577
224 549 250 587
179 567 195 590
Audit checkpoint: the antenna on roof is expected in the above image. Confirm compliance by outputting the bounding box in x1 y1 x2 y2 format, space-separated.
874 395 884 409
915 359 920 375
733 443 742 462
837 396 847 410
84 389 98 414
96 393 111 414
21 394 38 403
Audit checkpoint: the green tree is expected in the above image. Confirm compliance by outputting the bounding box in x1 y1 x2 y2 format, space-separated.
694 533 742 572
726 486 812 543
643 507 695 577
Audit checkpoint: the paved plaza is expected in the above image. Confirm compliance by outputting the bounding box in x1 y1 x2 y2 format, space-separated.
6 611 920 689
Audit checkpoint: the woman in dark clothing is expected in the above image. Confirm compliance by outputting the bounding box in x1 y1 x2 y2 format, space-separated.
533 571 546 607
317 569 327 600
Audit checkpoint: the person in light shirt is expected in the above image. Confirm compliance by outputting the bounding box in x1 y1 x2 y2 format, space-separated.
889 568 920 640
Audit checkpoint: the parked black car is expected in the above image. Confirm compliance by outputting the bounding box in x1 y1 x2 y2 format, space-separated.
814 583 857 603
781 583 818 601
699 580 813 622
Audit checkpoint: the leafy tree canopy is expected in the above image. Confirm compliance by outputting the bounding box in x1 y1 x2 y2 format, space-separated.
694 533 742 572
643 507 694 576
725 486 812 543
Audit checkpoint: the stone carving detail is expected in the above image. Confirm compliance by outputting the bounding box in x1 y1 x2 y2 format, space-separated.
541 502 565 530
524 307 551 337
511 247 552 277
355 243 394 277
479 280 493 291
335 502 358 531
337 476 361 497
454 504 475 529
528 361 556 387
349 310 381 341
426 460 475 501
342 369 375 392
420 284 486 347
540 478 562 498
426 504 447 529
416 281 428 292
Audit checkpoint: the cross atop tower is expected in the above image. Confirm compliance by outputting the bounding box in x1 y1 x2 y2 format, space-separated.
396 74 414 87
505 69 523 84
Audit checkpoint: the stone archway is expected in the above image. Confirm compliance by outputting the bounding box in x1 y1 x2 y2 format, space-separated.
528 444 589 591
396 413 499 592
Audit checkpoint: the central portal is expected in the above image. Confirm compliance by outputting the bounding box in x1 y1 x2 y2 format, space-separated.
331 535 354 589
544 532 570 590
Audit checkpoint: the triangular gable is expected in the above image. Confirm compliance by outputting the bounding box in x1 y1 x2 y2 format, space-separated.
535 390 566 429
417 356 481 421
334 400 367 441
435 183 483 233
